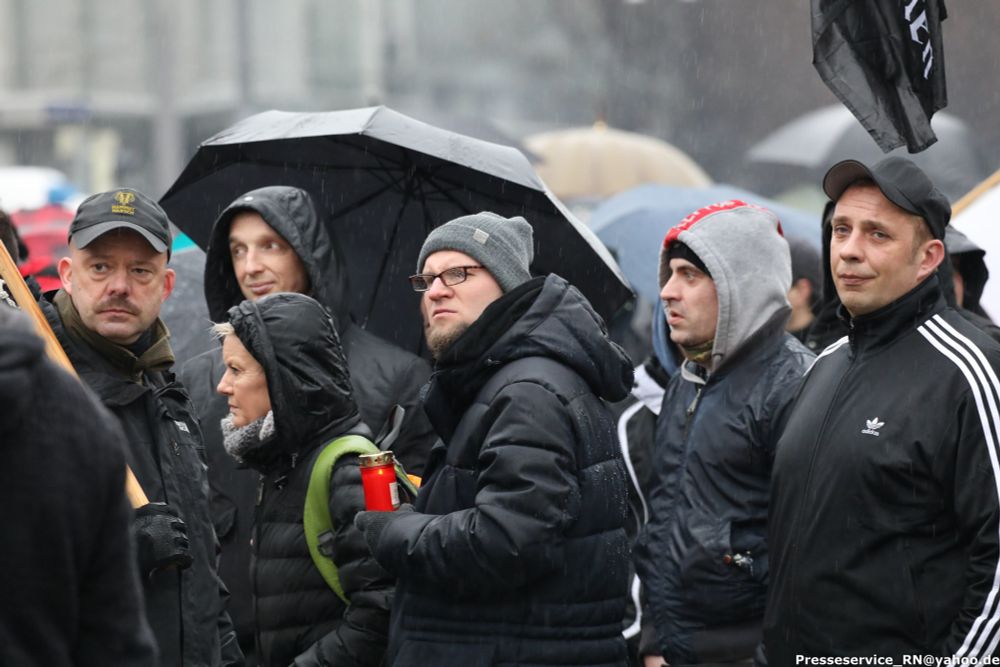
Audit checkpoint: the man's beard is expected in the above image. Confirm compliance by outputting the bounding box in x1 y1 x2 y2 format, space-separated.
426 321 470 360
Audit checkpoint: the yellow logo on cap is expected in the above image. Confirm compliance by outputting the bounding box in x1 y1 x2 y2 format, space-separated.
112 191 136 216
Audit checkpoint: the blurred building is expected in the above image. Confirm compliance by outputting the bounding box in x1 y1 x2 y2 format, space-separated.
0 0 373 194
0 0 652 197
1 0 997 200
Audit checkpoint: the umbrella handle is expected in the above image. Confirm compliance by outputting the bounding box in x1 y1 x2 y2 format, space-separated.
0 242 149 508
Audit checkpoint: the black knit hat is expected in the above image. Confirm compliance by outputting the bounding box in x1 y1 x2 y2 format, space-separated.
416 212 534 292
665 241 710 278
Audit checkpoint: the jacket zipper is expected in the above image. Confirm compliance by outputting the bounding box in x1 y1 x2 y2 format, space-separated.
786 353 856 605
681 386 703 443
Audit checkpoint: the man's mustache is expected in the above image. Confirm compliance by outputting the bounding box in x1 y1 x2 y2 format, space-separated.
96 297 139 315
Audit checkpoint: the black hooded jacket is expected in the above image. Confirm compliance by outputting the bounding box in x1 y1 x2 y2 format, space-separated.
225 293 392 667
41 297 242 667
0 310 157 667
179 186 435 650
201 185 434 468
948 227 1000 342
765 276 1000 663
369 275 634 667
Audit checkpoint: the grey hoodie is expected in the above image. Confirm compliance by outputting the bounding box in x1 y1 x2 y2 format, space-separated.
658 200 792 371
638 200 811 663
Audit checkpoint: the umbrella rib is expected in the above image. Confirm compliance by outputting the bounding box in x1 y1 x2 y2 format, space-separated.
361 168 419 328
416 165 536 217
180 154 539 215
327 148 422 222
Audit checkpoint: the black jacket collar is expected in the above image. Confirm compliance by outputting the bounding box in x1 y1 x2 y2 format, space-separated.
842 275 946 357
424 278 544 430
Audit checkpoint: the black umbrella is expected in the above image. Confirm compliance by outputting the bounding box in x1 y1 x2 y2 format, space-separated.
160 245 214 365
745 104 987 202
160 106 631 353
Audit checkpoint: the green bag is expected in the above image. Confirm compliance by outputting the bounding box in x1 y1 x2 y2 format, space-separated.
303 435 418 603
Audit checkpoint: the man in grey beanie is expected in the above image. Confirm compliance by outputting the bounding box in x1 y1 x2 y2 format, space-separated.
413 211 534 357
355 211 635 666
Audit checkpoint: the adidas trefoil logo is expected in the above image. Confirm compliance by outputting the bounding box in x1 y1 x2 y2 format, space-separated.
861 417 885 437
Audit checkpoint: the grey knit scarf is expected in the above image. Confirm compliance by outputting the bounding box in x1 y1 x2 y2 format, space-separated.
221 410 276 465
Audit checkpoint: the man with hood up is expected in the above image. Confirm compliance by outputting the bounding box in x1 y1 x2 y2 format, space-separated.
353 211 635 666
213 293 394 667
179 186 435 656
947 226 1000 342
632 200 814 666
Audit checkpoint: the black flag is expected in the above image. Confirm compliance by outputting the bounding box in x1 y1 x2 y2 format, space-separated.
812 0 948 154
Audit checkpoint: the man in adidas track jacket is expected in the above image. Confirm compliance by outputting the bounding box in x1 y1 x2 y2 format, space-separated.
765 157 1000 664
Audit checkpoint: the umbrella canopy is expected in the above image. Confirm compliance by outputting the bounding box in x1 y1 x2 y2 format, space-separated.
159 245 214 365
405 110 540 163
525 123 712 203
160 106 631 354
951 167 1000 320
746 104 987 203
590 184 821 307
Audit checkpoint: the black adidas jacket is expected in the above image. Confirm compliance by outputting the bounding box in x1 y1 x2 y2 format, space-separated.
765 276 1000 664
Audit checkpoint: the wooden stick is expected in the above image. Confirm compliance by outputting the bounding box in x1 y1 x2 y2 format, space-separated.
0 242 149 508
953 166 1000 217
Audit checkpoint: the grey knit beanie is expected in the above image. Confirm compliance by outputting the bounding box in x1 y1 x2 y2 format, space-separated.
416 212 534 292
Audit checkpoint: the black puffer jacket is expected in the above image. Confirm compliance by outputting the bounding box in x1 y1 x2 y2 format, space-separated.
0 309 157 667
180 186 435 652
42 295 242 667
370 275 634 667
227 293 393 667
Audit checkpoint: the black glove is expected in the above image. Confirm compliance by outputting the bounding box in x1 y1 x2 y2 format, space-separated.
354 503 414 554
133 502 193 577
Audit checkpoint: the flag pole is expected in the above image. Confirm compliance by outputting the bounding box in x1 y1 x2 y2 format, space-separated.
0 241 149 508
953 167 1000 218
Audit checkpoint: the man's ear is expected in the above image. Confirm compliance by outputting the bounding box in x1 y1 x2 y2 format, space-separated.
917 239 946 282
57 256 73 294
788 278 812 308
162 267 176 302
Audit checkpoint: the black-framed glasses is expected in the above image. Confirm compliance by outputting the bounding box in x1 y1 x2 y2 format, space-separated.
408 265 484 292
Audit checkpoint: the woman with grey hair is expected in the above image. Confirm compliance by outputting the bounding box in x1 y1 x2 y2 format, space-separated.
214 292 393 667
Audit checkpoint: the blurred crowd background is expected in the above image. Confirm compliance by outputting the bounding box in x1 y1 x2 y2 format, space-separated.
3 0 1000 302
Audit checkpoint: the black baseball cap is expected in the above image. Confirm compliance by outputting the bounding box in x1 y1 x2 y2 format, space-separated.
822 156 951 240
68 188 172 256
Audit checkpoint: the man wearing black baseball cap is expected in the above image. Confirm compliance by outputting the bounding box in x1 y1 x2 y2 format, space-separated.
42 188 243 666
68 188 173 256
764 157 1000 664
